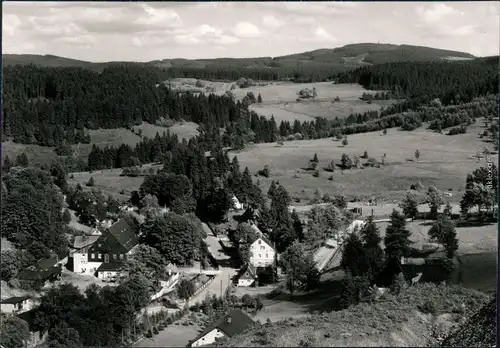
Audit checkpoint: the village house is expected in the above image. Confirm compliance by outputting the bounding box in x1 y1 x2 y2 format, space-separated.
88 218 139 281
17 256 64 290
150 263 180 302
188 309 255 347
233 264 257 287
69 235 100 273
0 296 35 315
248 224 276 268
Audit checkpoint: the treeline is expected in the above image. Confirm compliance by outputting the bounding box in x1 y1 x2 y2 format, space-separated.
338 57 499 111
2 65 255 145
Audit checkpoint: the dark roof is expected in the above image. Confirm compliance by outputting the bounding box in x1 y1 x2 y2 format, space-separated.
1 296 31 304
18 266 61 281
73 235 100 249
190 309 255 345
106 218 138 252
37 256 59 270
235 264 257 281
97 260 124 272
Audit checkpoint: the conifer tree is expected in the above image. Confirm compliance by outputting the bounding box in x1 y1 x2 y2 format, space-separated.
384 210 412 261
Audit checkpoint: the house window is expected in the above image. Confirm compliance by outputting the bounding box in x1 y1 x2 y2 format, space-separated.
104 254 110 263
112 254 117 260
98 254 102 259
91 254 95 259
258 240 261 244
260 246 265 250
259 254 262 258
266 253 269 258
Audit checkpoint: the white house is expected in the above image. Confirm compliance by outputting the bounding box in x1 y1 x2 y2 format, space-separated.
234 264 257 287
248 225 276 268
71 235 101 274
189 309 255 347
0 296 35 314
150 264 181 301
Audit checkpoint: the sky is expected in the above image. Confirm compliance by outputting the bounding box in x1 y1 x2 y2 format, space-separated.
2 1 499 62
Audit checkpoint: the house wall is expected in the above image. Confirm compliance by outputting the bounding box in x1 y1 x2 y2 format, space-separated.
237 278 254 287
97 270 119 280
249 239 275 268
0 303 15 313
73 252 102 274
3 299 35 314
191 328 227 347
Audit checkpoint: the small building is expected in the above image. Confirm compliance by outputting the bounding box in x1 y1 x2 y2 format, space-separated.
0 296 35 314
188 309 256 347
230 196 244 211
234 264 257 287
17 266 62 290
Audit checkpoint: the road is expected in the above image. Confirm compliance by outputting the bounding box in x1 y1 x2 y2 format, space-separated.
185 267 237 305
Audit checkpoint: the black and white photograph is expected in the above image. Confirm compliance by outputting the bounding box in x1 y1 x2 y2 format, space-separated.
1 1 498 347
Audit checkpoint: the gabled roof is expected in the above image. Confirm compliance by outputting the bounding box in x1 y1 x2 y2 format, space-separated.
1 296 31 304
235 264 257 281
97 261 124 272
36 256 59 271
73 235 100 250
250 225 274 250
190 309 255 345
18 266 61 281
106 218 138 252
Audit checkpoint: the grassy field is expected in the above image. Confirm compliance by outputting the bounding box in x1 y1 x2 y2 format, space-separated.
231 120 497 203
2 122 199 167
168 80 394 124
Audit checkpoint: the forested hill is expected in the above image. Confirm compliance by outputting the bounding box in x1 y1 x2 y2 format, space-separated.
3 43 475 75
2 55 497 148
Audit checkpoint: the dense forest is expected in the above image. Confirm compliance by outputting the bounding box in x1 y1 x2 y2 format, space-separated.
2 55 498 159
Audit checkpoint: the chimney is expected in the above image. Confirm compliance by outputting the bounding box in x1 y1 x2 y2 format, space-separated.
226 317 232 324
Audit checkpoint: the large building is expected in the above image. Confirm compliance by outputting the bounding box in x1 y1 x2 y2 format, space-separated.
248 225 276 268
70 218 139 280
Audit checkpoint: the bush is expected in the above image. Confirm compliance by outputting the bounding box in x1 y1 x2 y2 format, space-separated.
312 170 320 177
146 330 153 338
328 175 333 181
86 177 95 187
419 299 437 314
153 327 159 335
258 165 270 178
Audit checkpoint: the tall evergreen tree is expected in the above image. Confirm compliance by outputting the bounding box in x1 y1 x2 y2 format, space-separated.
384 210 412 261
360 216 384 277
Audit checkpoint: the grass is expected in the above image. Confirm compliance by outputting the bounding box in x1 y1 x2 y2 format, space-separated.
215 283 489 347
134 321 201 347
232 120 497 203
1 122 199 167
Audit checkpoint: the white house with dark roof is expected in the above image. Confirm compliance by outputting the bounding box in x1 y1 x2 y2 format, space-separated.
0 296 35 314
70 235 101 274
233 264 257 287
188 309 255 347
69 218 139 280
248 224 276 268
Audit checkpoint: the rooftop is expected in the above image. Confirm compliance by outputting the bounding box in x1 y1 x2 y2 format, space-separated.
0 296 31 304
190 309 256 345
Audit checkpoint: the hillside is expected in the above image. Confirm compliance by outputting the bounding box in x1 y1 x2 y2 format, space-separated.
212 284 489 347
441 298 496 347
2 43 476 72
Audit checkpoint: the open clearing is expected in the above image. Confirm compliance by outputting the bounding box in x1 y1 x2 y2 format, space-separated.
230 120 496 202
67 119 496 204
168 79 394 124
2 122 199 167
134 322 201 347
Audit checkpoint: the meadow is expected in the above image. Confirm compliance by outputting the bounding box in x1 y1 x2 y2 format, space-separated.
1 121 199 167
230 120 496 203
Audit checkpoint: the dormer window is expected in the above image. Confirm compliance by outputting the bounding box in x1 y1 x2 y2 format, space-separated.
258 240 261 244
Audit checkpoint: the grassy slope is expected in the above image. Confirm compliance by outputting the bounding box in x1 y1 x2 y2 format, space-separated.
2 43 476 70
214 284 489 347
1 121 199 167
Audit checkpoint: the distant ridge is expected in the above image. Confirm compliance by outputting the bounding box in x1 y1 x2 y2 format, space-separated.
3 43 477 72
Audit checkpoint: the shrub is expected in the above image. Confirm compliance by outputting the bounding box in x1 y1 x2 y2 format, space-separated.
153 327 159 335
342 137 348 146
419 299 437 314
258 165 270 178
86 177 95 187
146 330 153 338
312 170 320 177
328 175 333 181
